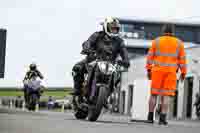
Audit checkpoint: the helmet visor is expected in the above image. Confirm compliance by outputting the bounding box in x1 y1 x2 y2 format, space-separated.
111 26 120 34
107 21 120 34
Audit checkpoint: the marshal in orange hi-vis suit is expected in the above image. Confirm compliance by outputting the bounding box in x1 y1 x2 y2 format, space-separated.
146 35 187 96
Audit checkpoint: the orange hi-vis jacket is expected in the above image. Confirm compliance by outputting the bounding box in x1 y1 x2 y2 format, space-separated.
146 35 187 96
146 36 187 74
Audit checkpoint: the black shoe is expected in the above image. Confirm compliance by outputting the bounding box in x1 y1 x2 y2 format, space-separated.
147 120 154 123
159 113 168 125
159 121 168 125
147 112 154 123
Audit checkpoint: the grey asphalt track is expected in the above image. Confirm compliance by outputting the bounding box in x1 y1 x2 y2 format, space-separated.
0 107 200 133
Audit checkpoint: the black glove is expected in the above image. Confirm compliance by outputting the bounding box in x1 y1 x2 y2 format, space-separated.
124 61 130 68
117 60 130 68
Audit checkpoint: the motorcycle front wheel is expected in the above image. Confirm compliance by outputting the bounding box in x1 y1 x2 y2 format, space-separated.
88 86 108 122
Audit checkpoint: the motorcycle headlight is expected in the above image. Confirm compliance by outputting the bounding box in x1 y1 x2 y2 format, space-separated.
98 62 116 75
98 62 107 73
107 63 115 74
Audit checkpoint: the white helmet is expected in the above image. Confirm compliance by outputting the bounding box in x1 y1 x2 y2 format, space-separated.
103 17 120 37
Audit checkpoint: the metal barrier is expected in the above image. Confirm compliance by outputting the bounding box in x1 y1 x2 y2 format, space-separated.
119 90 126 114
127 84 134 115
0 97 73 113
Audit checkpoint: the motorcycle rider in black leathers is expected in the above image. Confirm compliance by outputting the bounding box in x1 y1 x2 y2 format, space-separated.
72 17 130 96
23 63 44 105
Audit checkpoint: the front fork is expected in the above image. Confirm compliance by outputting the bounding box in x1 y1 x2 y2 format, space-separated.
88 67 114 104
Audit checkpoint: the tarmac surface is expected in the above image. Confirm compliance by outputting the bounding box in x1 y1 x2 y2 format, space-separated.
0 107 200 133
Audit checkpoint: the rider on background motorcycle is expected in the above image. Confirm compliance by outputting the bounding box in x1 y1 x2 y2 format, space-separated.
23 63 44 105
72 17 130 96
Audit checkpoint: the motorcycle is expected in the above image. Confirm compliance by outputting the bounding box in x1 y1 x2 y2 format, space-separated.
72 55 125 121
23 77 45 111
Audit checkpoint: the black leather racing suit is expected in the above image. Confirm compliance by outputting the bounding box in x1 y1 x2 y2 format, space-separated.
72 31 130 95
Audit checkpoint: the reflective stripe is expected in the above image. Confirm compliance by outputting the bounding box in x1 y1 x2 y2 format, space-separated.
151 88 176 93
153 60 177 67
177 39 181 55
179 64 187 68
155 52 178 57
154 38 181 57
147 60 178 67
147 52 154 56
147 60 154 65
179 56 186 60
155 38 161 56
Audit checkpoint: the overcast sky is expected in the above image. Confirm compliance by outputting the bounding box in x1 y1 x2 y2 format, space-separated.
0 0 200 87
